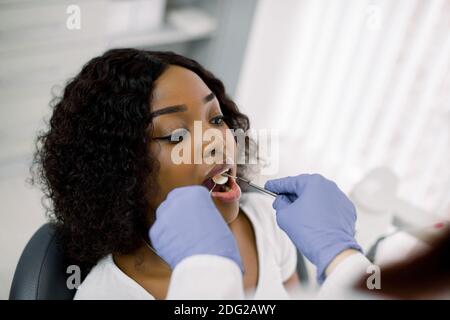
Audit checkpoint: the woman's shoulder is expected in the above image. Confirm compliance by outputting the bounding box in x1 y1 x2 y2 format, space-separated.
240 191 278 229
74 254 155 300
240 191 298 280
240 191 285 247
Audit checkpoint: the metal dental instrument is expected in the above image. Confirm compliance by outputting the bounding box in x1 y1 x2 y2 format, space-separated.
222 173 278 198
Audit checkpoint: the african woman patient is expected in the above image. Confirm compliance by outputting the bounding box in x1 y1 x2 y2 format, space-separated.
32 49 300 299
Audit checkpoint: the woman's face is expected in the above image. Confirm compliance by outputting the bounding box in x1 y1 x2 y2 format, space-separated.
148 65 240 224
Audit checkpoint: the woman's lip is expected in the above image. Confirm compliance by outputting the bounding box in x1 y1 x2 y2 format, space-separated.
210 175 241 203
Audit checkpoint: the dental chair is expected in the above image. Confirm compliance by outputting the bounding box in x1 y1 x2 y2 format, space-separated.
9 223 79 300
9 223 309 300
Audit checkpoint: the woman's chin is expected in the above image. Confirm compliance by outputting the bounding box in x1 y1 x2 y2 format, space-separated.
213 199 240 224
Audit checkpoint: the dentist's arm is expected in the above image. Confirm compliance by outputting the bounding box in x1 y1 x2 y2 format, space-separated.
265 174 366 284
149 186 245 299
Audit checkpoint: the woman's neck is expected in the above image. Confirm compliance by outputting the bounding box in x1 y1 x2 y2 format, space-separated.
114 244 171 279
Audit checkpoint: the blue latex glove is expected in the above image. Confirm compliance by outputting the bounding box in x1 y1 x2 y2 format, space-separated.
264 174 363 283
149 185 244 274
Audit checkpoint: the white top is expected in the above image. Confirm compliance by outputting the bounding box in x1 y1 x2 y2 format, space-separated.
74 192 298 300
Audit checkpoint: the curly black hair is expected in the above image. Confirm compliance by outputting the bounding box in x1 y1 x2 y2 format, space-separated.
30 48 255 272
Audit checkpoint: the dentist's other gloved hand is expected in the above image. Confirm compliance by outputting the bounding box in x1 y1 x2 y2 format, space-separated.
265 174 362 283
149 185 244 274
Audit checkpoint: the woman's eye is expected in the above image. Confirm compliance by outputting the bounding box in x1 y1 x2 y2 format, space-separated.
157 128 189 144
211 115 225 125
169 128 189 144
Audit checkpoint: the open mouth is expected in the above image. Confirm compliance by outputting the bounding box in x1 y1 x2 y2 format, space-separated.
202 167 232 193
202 166 241 203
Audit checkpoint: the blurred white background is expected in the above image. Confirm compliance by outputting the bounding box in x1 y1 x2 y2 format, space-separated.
1 0 449 299
237 0 449 222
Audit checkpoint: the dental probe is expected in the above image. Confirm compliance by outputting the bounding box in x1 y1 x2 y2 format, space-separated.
222 173 278 198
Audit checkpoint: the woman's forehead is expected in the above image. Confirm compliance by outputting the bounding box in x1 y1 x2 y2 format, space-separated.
151 65 211 112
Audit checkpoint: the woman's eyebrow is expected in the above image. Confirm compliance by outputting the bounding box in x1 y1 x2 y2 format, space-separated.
202 92 215 104
151 92 216 118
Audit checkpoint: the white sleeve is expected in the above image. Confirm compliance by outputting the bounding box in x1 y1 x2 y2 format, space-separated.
317 253 372 299
166 255 245 300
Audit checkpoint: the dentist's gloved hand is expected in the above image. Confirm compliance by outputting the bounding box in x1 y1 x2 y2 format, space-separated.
149 185 244 274
264 174 362 283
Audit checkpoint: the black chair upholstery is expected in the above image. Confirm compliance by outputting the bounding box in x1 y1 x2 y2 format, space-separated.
9 223 77 300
